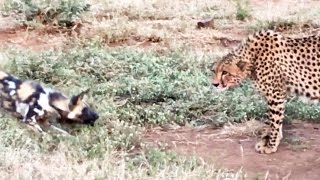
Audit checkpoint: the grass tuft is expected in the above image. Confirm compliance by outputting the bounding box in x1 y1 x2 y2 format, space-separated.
234 0 251 21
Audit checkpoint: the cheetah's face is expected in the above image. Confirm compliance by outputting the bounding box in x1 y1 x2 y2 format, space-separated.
211 55 246 91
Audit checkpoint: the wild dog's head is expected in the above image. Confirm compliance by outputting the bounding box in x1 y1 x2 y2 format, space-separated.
67 89 99 125
51 89 99 126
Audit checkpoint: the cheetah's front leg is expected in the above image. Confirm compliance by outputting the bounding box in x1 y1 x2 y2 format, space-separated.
255 98 285 154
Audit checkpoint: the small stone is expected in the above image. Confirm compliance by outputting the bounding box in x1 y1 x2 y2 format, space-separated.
197 18 214 29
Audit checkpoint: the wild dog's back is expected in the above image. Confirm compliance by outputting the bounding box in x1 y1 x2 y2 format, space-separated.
0 71 48 122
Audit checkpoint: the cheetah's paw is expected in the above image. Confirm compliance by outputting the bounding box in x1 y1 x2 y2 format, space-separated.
255 140 278 154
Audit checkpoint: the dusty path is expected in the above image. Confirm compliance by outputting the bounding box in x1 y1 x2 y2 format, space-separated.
143 121 320 180
0 17 68 52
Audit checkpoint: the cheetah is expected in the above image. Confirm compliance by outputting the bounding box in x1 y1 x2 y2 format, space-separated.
211 30 320 154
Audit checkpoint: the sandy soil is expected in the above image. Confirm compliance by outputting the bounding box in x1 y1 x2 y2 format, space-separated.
143 121 320 180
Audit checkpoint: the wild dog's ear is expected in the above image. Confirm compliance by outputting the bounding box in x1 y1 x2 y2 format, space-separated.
77 88 90 100
69 89 90 108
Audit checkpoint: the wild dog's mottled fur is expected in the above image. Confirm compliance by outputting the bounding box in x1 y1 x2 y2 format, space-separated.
0 71 99 134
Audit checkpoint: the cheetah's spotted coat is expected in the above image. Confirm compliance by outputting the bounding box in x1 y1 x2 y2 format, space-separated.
211 30 320 154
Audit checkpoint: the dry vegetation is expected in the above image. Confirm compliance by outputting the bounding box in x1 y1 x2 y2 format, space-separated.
1 0 320 179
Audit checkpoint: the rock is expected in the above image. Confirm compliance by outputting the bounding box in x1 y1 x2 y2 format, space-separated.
197 18 214 29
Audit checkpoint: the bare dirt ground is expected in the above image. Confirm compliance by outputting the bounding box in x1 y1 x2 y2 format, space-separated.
0 17 69 52
143 120 320 180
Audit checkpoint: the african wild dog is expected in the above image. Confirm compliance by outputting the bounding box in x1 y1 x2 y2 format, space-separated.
0 71 99 134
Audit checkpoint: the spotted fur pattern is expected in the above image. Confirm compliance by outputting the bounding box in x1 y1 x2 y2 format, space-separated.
211 30 320 154
0 71 99 133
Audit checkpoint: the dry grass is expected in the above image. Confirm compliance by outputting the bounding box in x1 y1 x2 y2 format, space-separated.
77 0 240 52
0 144 244 180
0 50 9 69
218 119 264 137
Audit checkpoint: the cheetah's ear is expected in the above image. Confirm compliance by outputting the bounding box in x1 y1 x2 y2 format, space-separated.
236 60 247 71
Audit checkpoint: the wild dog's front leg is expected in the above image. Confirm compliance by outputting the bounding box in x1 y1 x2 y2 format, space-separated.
255 97 285 154
25 115 45 133
35 111 70 135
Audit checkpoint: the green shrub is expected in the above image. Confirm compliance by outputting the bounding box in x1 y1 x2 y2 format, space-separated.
2 0 90 27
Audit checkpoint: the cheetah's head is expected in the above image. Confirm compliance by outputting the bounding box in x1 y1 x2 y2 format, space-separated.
211 53 249 92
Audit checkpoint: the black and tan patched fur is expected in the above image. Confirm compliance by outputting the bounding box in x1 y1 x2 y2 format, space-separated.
0 71 99 134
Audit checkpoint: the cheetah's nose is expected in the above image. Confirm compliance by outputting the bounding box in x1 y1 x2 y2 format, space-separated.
212 83 219 87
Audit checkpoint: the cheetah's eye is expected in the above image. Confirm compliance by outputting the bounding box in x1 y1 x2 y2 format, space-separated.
222 71 228 75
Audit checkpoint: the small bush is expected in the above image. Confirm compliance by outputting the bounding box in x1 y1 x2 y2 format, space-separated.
2 0 90 28
249 19 297 32
234 0 251 21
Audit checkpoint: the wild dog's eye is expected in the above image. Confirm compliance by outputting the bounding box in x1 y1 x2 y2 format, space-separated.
211 69 216 74
222 71 228 75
